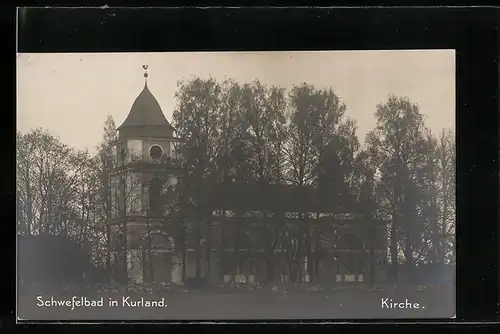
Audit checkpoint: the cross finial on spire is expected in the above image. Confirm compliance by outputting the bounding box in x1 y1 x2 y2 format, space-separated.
142 64 149 85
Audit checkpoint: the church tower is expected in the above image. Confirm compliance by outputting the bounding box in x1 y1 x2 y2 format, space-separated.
109 66 180 284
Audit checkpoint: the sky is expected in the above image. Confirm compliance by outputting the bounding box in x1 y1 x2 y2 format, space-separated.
17 50 455 152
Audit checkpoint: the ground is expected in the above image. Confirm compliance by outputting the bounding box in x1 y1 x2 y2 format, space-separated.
17 285 455 321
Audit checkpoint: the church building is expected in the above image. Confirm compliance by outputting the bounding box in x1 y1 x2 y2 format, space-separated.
108 66 181 284
108 67 389 287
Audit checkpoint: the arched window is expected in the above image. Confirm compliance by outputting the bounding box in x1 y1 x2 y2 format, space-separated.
149 178 163 215
142 231 175 250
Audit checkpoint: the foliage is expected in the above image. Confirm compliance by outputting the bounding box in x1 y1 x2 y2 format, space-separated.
16 79 455 286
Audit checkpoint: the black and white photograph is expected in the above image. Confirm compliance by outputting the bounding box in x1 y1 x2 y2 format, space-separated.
16 51 456 320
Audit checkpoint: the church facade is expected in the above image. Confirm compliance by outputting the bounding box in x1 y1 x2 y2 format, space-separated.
108 69 389 287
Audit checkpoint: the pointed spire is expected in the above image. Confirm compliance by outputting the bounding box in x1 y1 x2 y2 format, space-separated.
142 64 149 86
117 64 175 136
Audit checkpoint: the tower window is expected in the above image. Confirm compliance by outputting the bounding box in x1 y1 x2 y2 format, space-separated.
149 145 163 160
120 147 126 162
149 177 162 215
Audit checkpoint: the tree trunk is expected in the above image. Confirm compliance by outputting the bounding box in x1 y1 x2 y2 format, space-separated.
305 227 312 282
146 214 154 282
369 219 376 287
269 226 280 284
428 156 444 265
311 213 321 282
106 224 111 281
47 184 53 234
177 188 186 284
390 212 399 283
233 223 240 285
205 217 212 283
402 181 415 282
123 221 128 286
195 216 202 280
390 176 400 283
121 176 128 287
264 221 274 284
25 169 33 235
404 221 414 282
297 214 307 284
180 223 186 284
314 224 320 282
219 219 226 283
285 227 299 287
105 175 111 281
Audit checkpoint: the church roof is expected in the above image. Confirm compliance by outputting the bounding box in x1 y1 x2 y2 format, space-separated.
197 182 363 214
117 81 174 131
